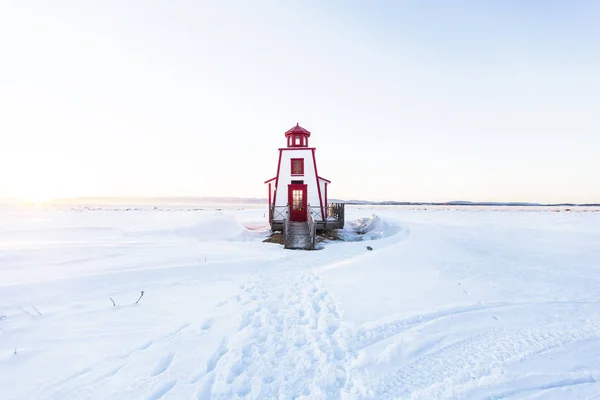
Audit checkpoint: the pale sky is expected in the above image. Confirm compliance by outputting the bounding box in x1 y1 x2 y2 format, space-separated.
1 1 599 203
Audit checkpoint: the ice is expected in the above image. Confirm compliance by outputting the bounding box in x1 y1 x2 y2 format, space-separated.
1 205 600 399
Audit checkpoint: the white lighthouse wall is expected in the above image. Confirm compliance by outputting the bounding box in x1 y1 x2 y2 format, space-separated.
274 149 325 221
268 182 276 205
318 179 327 208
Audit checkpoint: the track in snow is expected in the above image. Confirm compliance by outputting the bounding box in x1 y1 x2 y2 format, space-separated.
373 312 600 399
196 272 369 399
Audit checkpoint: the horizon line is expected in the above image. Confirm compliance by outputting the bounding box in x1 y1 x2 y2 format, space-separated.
1 195 598 207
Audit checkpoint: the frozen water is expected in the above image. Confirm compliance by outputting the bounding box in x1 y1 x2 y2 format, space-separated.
1 205 600 399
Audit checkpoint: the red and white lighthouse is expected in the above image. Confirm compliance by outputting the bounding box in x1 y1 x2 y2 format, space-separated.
265 124 343 232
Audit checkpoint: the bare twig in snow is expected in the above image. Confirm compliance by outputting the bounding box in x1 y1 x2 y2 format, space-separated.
135 291 145 304
14 348 17 355
110 297 116 307
16 306 32 316
14 304 33 316
13 303 41 316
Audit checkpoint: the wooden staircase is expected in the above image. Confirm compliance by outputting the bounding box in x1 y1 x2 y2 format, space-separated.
284 221 314 250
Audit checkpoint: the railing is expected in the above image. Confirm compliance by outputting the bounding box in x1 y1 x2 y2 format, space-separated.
270 205 289 221
307 206 317 250
328 203 345 224
282 206 290 247
307 205 321 221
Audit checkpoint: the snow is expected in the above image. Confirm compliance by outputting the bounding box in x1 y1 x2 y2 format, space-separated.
1 205 600 399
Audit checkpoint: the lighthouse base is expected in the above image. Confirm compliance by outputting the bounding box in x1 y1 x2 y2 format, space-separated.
269 203 345 232
271 220 343 232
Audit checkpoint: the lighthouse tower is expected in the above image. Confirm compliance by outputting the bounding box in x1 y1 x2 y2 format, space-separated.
265 123 343 233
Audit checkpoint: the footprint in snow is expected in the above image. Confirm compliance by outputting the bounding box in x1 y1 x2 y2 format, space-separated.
201 318 216 330
206 337 229 373
195 373 215 400
239 311 254 331
151 353 175 376
226 361 244 383
188 369 205 384
312 300 321 313
147 380 176 400
139 340 154 350
334 345 346 361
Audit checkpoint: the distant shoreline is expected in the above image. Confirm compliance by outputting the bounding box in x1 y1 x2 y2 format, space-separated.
339 201 600 207
1 196 598 208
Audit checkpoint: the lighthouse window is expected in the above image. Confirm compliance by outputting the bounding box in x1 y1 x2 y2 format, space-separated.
295 137 301 145
291 158 304 175
292 190 303 211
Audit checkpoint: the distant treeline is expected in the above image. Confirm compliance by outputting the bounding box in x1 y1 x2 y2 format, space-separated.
5 196 597 208
332 200 600 207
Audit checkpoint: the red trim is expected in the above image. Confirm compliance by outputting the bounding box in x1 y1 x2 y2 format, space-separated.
287 135 309 148
284 123 311 137
268 183 272 222
264 177 276 184
291 158 304 176
311 148 325 221
271 149 283 212
325 183 328 216
279 147 316 151
318 176 332 183
288 184 308 222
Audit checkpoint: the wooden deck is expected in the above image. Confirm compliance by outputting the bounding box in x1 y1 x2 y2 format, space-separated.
269 203 345 232
271 219 344 232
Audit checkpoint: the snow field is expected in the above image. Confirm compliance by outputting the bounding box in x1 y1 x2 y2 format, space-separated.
1 206 600 399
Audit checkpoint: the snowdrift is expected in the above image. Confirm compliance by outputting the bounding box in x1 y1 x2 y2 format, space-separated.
172 214 270 242
137 213 269 242
340 214 400 241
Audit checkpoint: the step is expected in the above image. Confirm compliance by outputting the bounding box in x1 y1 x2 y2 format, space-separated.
285 221 314 249
285 241 313 250
285 233 314 249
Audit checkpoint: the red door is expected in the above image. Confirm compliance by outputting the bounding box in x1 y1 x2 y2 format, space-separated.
288 184 307 222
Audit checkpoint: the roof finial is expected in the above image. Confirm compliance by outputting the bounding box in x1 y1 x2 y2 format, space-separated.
296 122 299 126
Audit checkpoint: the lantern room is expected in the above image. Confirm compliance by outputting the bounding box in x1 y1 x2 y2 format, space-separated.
285 123 310 148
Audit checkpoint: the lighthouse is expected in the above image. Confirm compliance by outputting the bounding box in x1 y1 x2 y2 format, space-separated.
265 124 344 240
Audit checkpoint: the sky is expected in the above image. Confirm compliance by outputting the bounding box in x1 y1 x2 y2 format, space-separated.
1 1 599 203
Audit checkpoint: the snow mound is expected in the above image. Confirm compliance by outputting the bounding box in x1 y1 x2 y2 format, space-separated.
340 215 400 241
143 214 268 242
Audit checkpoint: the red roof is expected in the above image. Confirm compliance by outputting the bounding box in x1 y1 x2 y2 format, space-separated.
285 123 311 137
